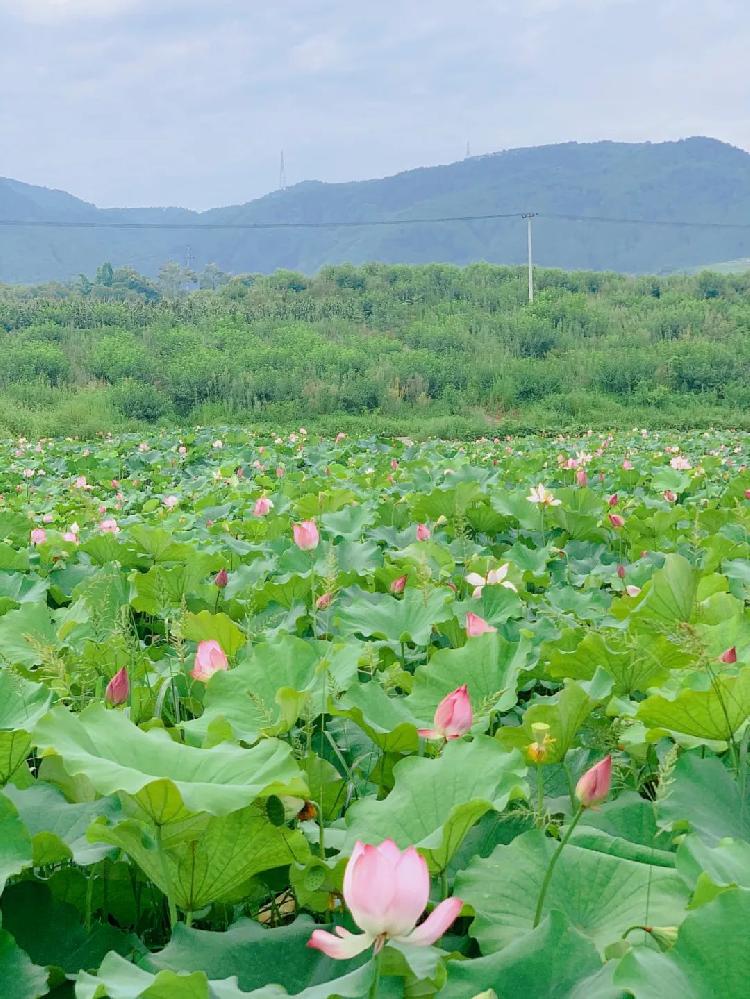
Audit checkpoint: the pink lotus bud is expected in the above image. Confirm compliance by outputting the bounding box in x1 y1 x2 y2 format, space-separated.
418 685 472 740
745 490 750 500
626 585 641 597
663 490 677 503
293 520 320 551
335 432 346 443
720 646 737 664
99 518 120 534
316 591 333 610
63 531 79 544
105 666 129 706
191 640 229 682
575 755 612 807
616 564 626 579
390 574 408 594
466 612 496 637
253 497 273 517
416 523 431 541
276 467 285 478
307 839 462 959
391 459 399 470
576 469 588 487
609 513 625 528
42 513 54 524
214 568 228 589
608 493 619 507
30 528 47 546
622 459 634 470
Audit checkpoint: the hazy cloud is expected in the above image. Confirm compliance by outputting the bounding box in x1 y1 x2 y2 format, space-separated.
1 0 749 209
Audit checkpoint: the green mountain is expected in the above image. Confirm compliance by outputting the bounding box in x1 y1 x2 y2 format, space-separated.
3 137 750 283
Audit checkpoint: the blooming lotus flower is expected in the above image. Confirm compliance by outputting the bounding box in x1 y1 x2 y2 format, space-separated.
575 755 612 807
465 564 516 598
212 440 223 449
744 490 750 500
178 445 187 455
42 513 54 524
316 591 333 610
30 528 46 546
670 456 691 470
191 640 228 682
622 459 634 470
99 518 120 534
416 523 431 541
465 612 496 637
307 840 462 959
575 469 588 488
720 646 737 664
293 520 319 551
253 497 273 517
609 513 625 528
22 468 35 479
390 574 408 594
418 685 472 740
163 495 179 509
625 585 641 598
335 432 346 443
526 484 561 507
663 490 677 503
105 667 129 706
214 568 228 589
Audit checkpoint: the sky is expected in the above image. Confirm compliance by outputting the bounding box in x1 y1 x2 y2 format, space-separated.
1 0 749 211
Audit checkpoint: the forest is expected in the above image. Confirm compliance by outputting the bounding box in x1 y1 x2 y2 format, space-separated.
1 260 749 438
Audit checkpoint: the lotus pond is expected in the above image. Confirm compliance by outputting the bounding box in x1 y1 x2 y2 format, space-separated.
1 427 750 998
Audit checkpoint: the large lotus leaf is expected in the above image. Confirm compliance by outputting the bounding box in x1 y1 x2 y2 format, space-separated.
546 631 671 695
342 737 527 871
441 911 606 999
406 632 526 723
321 503 376 539
147 917 368 993
0 602 59 667
129 563 210 615
332 680 420 753
497 672 612 763
455 828 689 954
333 588 453 645
677 834 750 907
658 753 750 844
90 806 309 911
571 792 676 867
629 553 698 631
637 667 750 741
0 791 32 892
33 704 307 822
4 781 120 866
0 670 55 783
1 881 134 977
411 481 483 522
0 929 48 999
613 888 750 999
0 570 48 607
76 952 209 999
182 610 246 657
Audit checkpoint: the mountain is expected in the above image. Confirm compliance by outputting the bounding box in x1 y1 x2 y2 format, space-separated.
3 137 750 283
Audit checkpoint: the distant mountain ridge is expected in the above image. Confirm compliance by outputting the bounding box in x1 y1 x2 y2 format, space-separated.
3 137 750 283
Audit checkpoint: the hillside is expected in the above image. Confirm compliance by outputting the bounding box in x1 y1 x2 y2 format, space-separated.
2 137 750 282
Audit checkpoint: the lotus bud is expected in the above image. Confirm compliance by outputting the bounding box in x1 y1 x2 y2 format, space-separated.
609 513 625 528
720 646 737 663
293 520 320 551
214 568 228 589
616 564 626 578
105 666 129 706
416 523 431 541
575 755 612 808
465 612 496 637
646 926 679 951
390 574 408 594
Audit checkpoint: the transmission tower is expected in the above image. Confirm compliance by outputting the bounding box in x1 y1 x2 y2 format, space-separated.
465 140 471 159
279 150 287 191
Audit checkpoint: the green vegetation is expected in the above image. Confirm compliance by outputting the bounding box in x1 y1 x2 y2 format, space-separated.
4 137 750 282
2 261 750 437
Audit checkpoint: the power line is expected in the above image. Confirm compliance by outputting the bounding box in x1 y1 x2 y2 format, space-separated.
543 212 750 230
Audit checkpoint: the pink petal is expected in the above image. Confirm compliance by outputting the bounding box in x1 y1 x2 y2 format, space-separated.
386 847 430 936
345 843 396 936
400 897 463 946
307 927 373 960
417 728 442 740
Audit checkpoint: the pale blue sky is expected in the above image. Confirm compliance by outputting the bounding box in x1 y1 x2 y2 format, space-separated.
1 0 748 209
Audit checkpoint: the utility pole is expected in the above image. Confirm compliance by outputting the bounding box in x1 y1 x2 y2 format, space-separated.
279 150 287 191
522 212 537 303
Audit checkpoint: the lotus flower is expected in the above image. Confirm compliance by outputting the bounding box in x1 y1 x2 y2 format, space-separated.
608 493 619 507
575 755 612 807
253 497 273 516
416 523 431 541
293 520 319 550
191 640 229 682
465 564 516 598
163 495 179 509
720 646 737 664
316 591 333 610
418 685 472 740
99 518 120 534
526 484 561 507
625 584 641 597
465 612 496 637
390 574 407 594
670 455 691 470
105 667 129 706
30 528 46 546
307 840 462 959
609 513 625 528
622 459 634 470
214 568 228 589
575 469 588 488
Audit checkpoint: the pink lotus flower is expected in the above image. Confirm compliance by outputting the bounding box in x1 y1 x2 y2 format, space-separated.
178 446 187 455
663 490 677 503
191 640 229 682
575 469 588 488
307 840 462 959
214 568 228 589
575 755 612 807
105 667 129 706
22 468 35 479
465 564 516 598
465 612 496 637
163 495 179 509
418 685 472 740
670 455 691 470
30 528 46 546
416 523 431 541
720 646 737 664
526 484 561 507
616 564 626 579
42 513 54 524
622 459 634 470
625 585 641 598
335 432 346 443
316 591 333 610
608 493 619 507
390 574 408 594
253 497 273 517
609 513 625 528
745 490 750 500
293 520 319 551
99 518 120 534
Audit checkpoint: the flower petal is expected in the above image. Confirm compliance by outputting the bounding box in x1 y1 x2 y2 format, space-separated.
345 843 396 936
385 846 430 936
417 728 442 740
400 897 463 947
465 573 485 587
307 928 374 960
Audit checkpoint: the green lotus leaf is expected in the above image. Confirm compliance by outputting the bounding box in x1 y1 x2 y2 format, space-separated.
0 603 59 668
182 610 246 657
0 790 32 892
658 753 750 844
333 588 453 645
637 667 750 741
76 951 209 999
629 553 698 630
0 928 48 999
0 670 55 784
